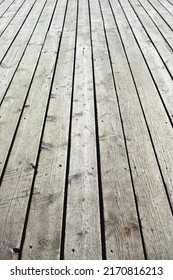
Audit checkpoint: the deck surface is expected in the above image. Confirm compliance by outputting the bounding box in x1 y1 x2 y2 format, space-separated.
0 0 173 260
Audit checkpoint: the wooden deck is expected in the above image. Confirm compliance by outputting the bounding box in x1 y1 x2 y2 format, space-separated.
0 0 173 260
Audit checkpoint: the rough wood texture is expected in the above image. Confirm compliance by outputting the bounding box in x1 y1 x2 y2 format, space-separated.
0 0 15 18
0 0 26 35
63 0 102 260
0 0 66 259
0 0 46 103
89 0 144 260
117 0 173 211
0 0 57 175
0 0 173 260
22 0 76 260
129 0 173 75
101 0 173 259
119 0 173 122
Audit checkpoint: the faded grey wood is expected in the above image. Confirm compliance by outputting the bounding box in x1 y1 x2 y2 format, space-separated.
0 0 46 103
117 0 173 204
22 0 76 260
129 0 173 76
118 0 173 207
138 0 173 45
101 0 173 259
156 0 173 15
0 0 56 177
0 0 15 17
0 0 173 260
145 0 173 28
0 0 37 61
64 0 102 260
89 0 144 260
119 0 173 127
0 0 26 35
0 0 66 260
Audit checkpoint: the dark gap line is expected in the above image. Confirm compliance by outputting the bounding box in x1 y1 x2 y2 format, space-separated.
0 0 38 64
138 0 173 45
19 0 69 260
115 0 173 214
0 0 49 106
0 0 28 37
156 0 173 18
0 0 16 18
88 0 107 260
130 0 173 76
101 0 147 259
128 0 173 80
60 0 79 260
0 0 50 186
119 0 173 214
0 0 5 6
118 0 173 134
166 0 173 8
146 0 173 23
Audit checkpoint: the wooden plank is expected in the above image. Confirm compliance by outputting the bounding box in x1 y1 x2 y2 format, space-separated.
119 0 173 129
114 0 173 209
0 0 15 17
0 0 37 62
144 0 173 28
137 0 173 45
21 0 77 260
0 0 46 103
0 0 67 260
128 0 173 77
117 1 173 208
63 0 102 260
156 0 173 16
100 0 173 259
0 0 26 36
89 0 144 259
0 0 58 183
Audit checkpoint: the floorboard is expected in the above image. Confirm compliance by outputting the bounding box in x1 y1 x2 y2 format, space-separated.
0 0 173 260
0 0 26 36
90 0 144 260
0 0 15 18
22 0 76 260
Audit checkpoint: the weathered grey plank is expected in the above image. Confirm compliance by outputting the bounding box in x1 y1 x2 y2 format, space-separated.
137 0 173 45
0 0 56 178
0 0 26 36
0 0 46 103
144 0 173 28
0 0 37 61
119 0 173 127
101 0 173 259
89 0 144 259
22 0 77 260
0 0 173 261
115 0 173 207
0 0 15 17
128 0 173 76
64 0 102 260
0 0 66 260
118 0 173 208
156 0 173 15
